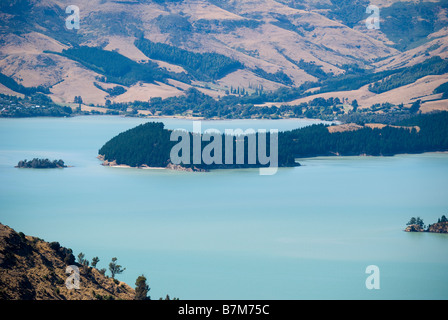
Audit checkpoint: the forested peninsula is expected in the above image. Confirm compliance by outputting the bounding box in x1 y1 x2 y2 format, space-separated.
98 112 448 171
98 122 296 171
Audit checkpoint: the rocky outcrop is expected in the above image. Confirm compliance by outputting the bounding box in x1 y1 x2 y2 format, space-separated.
0 223 135 300
404 222 448 233
166 163 208 172
427 222 448 233
101 159 119 167
404 224 425 232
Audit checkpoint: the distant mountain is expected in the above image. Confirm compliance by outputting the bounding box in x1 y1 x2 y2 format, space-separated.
0 0 447 111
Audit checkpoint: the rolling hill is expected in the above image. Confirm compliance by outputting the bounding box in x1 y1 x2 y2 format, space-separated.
0 0 447 114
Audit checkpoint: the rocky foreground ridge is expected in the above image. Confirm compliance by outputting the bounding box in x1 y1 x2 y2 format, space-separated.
0 223 135 300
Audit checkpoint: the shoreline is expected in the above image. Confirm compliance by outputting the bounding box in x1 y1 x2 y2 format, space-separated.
97 155 206 172
124 115 336 123
97 155 297 172
97 150 448 173
295 150 448 161
0 113 335 123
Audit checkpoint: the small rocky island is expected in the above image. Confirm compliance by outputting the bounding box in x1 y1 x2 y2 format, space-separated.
404 216 448 233
15 158 67 169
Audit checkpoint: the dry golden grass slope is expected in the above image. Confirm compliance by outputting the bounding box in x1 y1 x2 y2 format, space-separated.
0 0 446 107
374 36 448 71
0 0 402 105
259 73 448 112
0 223 135 300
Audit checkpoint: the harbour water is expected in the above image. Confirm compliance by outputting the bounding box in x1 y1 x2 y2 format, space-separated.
0 116 447 299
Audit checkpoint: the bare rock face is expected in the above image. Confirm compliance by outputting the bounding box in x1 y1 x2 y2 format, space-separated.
0 223 135 300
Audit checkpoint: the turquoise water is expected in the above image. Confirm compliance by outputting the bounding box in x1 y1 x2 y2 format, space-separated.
0 116 447 300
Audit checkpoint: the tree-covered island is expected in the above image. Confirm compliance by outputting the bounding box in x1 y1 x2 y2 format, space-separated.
15 158 68 169
98 111 448 172
405 215 448 233
98 122 295 172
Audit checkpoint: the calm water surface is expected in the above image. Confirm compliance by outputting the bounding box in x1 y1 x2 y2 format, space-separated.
0 116 447 299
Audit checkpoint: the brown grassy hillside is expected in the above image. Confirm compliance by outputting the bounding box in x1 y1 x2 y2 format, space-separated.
0 223 135 300
0 0 447 108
